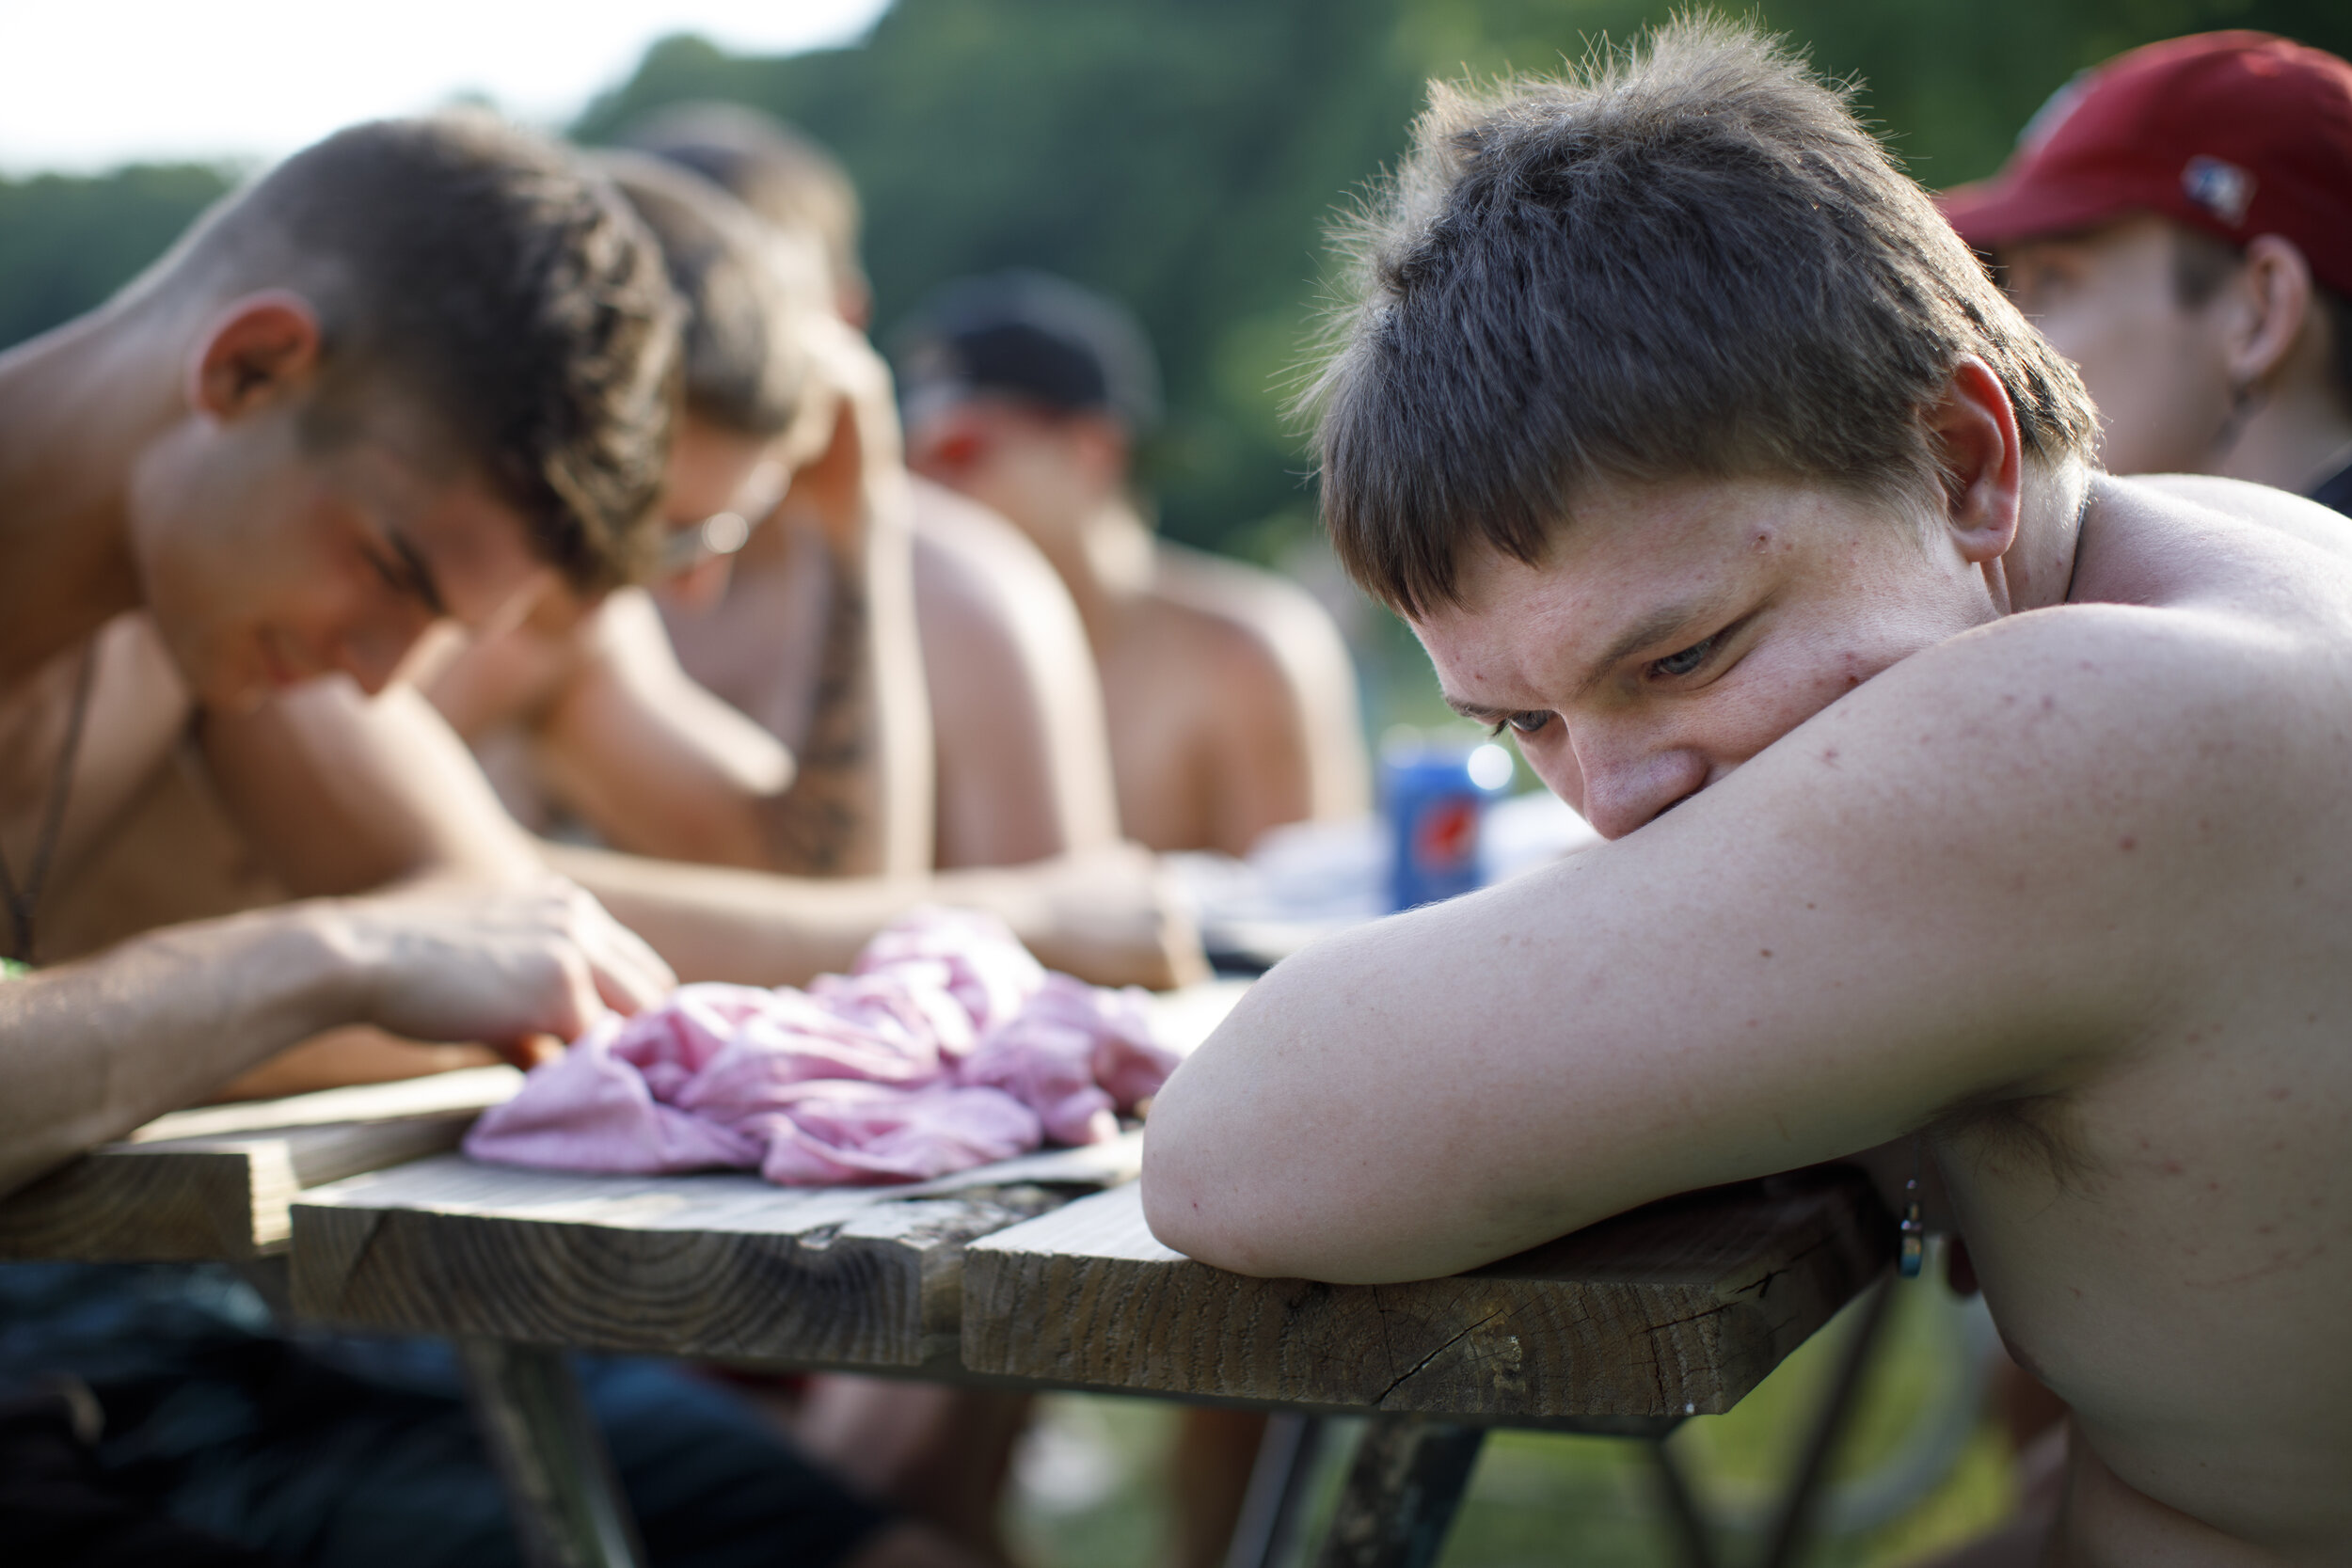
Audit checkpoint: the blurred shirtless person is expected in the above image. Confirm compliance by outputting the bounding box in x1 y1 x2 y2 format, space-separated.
1149 22 2352 1565
897 271 1370 858
428 151 935 879
212 155 1190 1103
0 116 998 1568
621 104 1123 870
1946 33 2352 513
895 271 1370 1567
1916 35 2352 1560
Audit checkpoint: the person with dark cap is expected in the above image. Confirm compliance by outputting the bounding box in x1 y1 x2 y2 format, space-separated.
1943 31 2352 512
896 270 1370 861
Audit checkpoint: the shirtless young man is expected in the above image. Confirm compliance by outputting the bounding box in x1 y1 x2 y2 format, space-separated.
1145 23 2352 1563
0 116 1008 1568
1944 32 2352 515
896 270 1371 858
0 115 681 1191
620 103 1126 870
399 151 1189 1003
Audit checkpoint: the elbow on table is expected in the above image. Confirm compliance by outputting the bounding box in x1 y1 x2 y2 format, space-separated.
1139 1095 1285 1276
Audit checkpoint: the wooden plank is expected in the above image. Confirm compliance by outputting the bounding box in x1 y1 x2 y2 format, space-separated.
290 1133 1147 1370
0 1067 520 1263
961 1168 1891 1422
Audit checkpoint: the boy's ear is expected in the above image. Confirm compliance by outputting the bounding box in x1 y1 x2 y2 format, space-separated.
187 291 323 420
1927 356 2025 566
2222 234 2315 389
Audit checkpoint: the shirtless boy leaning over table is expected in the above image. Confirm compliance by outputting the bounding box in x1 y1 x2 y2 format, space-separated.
0 116 997 1568
0 114 682 1196
1146 22 2352 1565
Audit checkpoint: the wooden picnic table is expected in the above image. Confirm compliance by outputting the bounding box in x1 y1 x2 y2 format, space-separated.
286 1101 1889 1565
0 980 1896 1568
0 1065 521 1262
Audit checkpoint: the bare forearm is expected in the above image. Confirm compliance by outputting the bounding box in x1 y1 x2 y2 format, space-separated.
548 841 924 984
548 840 1197 991
763 503 934 879
0 906 354 1196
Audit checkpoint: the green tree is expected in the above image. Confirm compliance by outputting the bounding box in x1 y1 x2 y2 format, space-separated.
577 0 2352 556
0 164 232 350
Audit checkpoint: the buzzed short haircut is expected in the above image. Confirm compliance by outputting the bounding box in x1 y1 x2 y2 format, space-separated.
618 103 870 313
596 151 816 440
1305 18 2100 616
172 115 681 594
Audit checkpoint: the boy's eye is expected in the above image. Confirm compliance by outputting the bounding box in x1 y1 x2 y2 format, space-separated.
1488 711 1553 737
1650 635 1720 679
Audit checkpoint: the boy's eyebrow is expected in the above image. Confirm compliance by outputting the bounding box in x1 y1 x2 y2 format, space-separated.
1440 594 1736 720
387 531 450 620
1574 596 1727 693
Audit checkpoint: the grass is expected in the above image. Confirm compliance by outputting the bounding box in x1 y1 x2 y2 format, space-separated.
1005 1265 2020 1568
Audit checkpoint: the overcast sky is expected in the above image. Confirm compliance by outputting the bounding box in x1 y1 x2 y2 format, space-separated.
0 1 893 175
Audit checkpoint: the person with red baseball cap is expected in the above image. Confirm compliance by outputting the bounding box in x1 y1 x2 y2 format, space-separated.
1943 31 2352 515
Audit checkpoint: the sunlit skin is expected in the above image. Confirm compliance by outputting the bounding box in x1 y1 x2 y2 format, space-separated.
106 293 557 708
907 395 1371 856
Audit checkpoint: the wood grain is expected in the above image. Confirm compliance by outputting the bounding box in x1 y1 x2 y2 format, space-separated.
290 1135 1146 1370
961 1168 1891 1422
0 1067 520 1262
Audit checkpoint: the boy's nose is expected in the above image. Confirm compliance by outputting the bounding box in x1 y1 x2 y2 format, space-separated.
1573 736 1710 840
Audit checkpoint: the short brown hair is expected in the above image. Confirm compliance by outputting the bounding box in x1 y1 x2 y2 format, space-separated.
596 151 815 439
618 103 870 315
1304 18 2098 616
175 115 681 594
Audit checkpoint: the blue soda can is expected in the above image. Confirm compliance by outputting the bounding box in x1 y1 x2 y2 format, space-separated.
1385 742 1516 910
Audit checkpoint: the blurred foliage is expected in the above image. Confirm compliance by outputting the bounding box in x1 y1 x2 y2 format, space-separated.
575 0 2352 554
6 1 2348 557
0 164 231 349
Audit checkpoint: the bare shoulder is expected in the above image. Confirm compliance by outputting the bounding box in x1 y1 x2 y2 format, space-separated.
909 477 1068 609
2130 472 2352 559
1144 542 1348 690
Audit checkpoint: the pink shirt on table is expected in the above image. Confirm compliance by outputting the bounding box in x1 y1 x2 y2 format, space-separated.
464 908 1178 1185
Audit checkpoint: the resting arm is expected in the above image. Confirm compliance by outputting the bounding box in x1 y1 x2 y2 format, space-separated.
913 483 1122 867
530 588 800 868
549 838 1202 991
0 879 672 1196
1144 606 2262 1282
738 323 934 879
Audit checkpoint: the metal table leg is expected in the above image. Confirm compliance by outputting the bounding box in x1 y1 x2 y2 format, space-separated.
1225 1413 1327 1568
457 1338 645 1568
1311 1418 1486 1568
1756 1270 1897 1568
1645 1438 1723 1568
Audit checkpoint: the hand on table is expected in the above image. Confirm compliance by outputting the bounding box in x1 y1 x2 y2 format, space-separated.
327 878 675 1068
1004 844 1209 992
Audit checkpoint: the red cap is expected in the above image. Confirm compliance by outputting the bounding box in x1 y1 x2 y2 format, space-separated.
1940 31 2352 299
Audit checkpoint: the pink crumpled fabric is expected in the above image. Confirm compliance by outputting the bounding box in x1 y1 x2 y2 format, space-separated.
463 907 1177 1185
